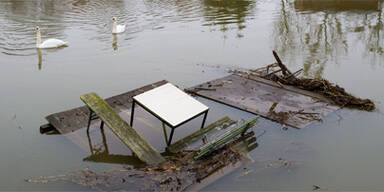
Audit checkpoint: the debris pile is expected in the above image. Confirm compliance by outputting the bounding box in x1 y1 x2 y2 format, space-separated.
26 133 253 191
241 51 375 111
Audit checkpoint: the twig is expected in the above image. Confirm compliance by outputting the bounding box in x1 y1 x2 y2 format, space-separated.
284 68 303 79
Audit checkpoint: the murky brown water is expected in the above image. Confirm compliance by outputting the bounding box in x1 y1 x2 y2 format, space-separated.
0 0 383 190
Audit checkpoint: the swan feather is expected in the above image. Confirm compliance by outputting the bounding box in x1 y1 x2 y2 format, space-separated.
115 25 126 33
38 39 67 49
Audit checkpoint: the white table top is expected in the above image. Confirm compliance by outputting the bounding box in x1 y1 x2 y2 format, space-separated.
133 83 209 127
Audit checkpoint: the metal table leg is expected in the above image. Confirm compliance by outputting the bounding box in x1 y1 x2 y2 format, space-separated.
200 110 208 129
167 127 175 146
130 100 136 127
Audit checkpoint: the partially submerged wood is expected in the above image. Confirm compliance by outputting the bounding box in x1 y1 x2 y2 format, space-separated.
195 116 259 159
80 92 165 165
27 131 257 191
167 116 236 153
256 51 375 111
44 80 168 134
187 74 339 129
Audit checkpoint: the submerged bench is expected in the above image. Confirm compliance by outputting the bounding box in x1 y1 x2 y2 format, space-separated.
194 116 259 159
80 92 165 165
167 116 259 159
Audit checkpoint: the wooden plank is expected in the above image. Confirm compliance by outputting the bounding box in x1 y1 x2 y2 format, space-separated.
238 73 335 104
80 93 165 165
167 116 236 153
194 117 259 160
45 80 167 134
187 74 339 129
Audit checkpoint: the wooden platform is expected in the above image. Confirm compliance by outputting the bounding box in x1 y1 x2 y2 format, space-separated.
43 74 339 132
186 74 339 129
45 80 167 134
80 93 165 165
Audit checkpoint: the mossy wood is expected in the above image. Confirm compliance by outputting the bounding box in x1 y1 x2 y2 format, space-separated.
194 116 259 160
80 93 165 165
167 116 236 153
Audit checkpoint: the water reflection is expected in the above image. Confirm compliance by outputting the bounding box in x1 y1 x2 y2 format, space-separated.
294 0 380 12
37 49 42 70
273 0 383 78
202 0 255 38
112 34 118 51
84 127 145 167
72 0 88 7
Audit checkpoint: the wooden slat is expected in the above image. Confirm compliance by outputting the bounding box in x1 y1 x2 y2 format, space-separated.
45 80 168 134
167 116 236 153
80 93 165 165
194 117 259 160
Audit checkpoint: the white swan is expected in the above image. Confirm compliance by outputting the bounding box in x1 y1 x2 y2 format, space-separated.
36 26 67 49
112 17 126 34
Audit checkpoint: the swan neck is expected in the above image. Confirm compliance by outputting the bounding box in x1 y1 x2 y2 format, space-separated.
36 31 41 47
112 22 117 33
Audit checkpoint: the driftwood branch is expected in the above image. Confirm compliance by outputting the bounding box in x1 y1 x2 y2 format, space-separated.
272 51 292 76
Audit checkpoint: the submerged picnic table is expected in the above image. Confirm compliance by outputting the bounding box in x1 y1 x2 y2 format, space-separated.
36 73 340 190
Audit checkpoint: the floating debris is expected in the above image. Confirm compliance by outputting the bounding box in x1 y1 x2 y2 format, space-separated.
240 51 375 111
26 137 255 191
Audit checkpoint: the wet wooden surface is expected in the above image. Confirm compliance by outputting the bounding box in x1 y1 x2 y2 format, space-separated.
45 80 167 134
80 92 165 165
167 116 236 153
186 74 339 129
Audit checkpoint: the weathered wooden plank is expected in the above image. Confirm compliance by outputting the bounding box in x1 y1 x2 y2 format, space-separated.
80 93 165 165
167 116 236 153
194 117 259 160
45 80 168 134
187 74 339 129
238 73 337 104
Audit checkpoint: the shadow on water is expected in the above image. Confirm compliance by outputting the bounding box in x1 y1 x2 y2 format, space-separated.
202 0 256 38
273 0 383 78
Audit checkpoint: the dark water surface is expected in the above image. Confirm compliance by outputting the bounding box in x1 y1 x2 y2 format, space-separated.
0 0 383 190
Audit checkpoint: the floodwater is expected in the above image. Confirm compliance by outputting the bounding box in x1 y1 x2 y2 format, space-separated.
0 0 383 190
